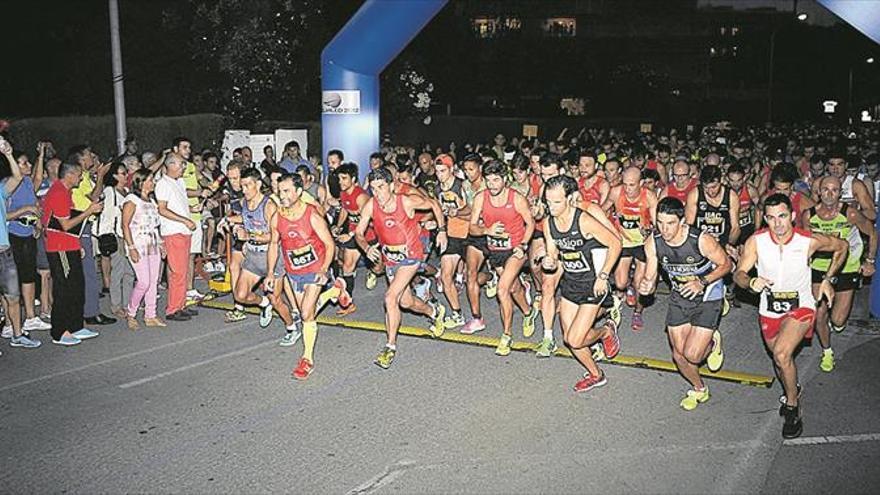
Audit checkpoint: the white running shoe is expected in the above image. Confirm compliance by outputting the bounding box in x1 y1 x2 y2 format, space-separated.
23 317 51 331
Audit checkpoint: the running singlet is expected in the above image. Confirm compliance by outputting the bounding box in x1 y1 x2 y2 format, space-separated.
481 189 526 252
840 174 866 204
736 186 755 229
340 185 369 232
436 178 468 239
279 204 326 275
807 205 863 274
664 178 696 203
549 209 602 283
755 228 815 318
654 227 724 303
694 186 732 245
241 195 270 238
578 175 606 205
615 188 651 248
372 194 424 266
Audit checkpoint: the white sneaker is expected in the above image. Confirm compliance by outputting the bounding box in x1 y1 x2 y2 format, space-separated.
186 290 205 301
203 261 215 272
23 317 51 331
1 325 12 339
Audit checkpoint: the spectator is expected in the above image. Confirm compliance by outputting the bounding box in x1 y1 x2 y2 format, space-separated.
68 145 116 326
279 140 311 174
97 162 133 319
35 156 60 321
155 152 197 322
260 145 276 173
42 161 103 346
4 143 51 335
122 169 166 330
172 137 207 302
0 138 41 348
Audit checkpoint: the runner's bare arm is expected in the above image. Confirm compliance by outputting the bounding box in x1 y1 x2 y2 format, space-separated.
698 232 734 282
598 179 610 206
646 188 659 225
542 217 559 271
266 209 281 286
684 187 698 225
513 191 535 245
733 235 758 289
582 210 622 276
311 208 336 274
354 198 375 254
468 193 488 237
639 234 658 295
727 188 741 245
853 179 876 221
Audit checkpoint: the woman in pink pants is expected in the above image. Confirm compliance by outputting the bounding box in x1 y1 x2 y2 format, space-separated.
121 169 166 329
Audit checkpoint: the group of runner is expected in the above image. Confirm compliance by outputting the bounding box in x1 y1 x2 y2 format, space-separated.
214 134 877 441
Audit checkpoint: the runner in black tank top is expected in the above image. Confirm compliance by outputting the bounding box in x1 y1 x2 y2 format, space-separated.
549 208 605 305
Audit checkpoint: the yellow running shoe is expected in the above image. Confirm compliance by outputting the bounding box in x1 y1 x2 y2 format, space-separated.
819 348 834 373
429 303 446 338
365 271 378 290
608 294 623 328
680 387 710 411
706 330 724 372
721 297 730 317
522 309 538 338
495 334 512 356
374 346 396 369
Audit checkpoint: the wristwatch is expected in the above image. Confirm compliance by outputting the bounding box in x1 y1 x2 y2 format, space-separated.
598 272 609 280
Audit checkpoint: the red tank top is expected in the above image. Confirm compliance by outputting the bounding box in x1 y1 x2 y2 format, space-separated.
396 183 430 237
372 194 424 266
664 178 696 203
578 175 606 205
278 204 327 275
482 188 526 251
340 185 376 242
529 174 543 199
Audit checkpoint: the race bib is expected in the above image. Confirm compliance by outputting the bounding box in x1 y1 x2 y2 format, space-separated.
671 274 697 293
699 212 725 236
486 235 511 251
738 211 753 227
382 244 409 264
561 251 590 273
287 246 317 269
620 215 640 231
767 291 799 315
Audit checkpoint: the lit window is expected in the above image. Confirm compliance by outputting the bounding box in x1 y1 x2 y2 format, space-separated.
542 17 576 37
472 16 521 38
731 26 739 36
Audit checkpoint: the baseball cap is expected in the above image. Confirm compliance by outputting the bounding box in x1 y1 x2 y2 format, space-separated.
434 153 454 167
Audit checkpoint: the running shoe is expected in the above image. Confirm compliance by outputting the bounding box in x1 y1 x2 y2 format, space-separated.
608 294 623 329
721 297 730 317
522 309 539 338
573 371 607 393
414 277 432 302
591 344 606 362
429 302 446 338
819 348 834 373
778 384 803 416
365 271 378 290
374 346 397 369
461 318 486 335
279 329 302 347
486 272 499 299
72 328 99 340
10 333 41 349
186 289 205 302
625 286 637 307
495 334 512 356
631 312 644 332
535 337 557 358
336 303 357 317
23 317 51 331
259 300 274 328
601 320 621 360
52 335 81 346
292 358 314 380
706 330 724 372
781 404 803 439
443 311 466 330
225 309 247 323
1 325 11 339
680 387 710 411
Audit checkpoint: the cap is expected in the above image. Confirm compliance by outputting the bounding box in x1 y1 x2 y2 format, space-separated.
434 153 454 167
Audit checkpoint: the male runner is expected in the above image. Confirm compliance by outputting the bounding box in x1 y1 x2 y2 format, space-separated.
461 153 494 333
805 176 876 372
659 159 696 202
577 149 610 207
735 193 847 439
818 151 875 220
267 173 349 379
355 167 447 369
334 163 371 313
603 166 657 331
543 175 622 392
468 160 537 356
434 154 471 329
641 197 730 410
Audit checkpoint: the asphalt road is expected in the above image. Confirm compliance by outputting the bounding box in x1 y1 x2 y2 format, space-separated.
1 275 878 494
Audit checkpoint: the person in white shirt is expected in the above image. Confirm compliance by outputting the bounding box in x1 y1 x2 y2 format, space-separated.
155 153 197 322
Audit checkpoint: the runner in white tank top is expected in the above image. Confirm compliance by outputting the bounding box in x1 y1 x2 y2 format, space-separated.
735 193 848 440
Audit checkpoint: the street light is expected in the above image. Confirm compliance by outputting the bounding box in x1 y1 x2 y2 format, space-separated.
767 12 809 122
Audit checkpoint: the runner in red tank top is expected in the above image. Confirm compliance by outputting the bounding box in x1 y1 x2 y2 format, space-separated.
332 163 375 316
468 160 537 356
661 160 697 203
267 173 350 380
355 167 448 369
577 150 610 207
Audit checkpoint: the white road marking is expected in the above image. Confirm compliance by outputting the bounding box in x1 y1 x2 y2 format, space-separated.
347 460 417 495
0 321 249 393
783 433 880 446
118 340 273 389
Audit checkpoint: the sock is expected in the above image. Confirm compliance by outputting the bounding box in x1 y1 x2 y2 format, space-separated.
259 296 270 308
386 342 397 351
823 347 833 356
234 303 244 311
343 274 356 302
302 321 317 361
543 327 553 340
473 312 481 321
